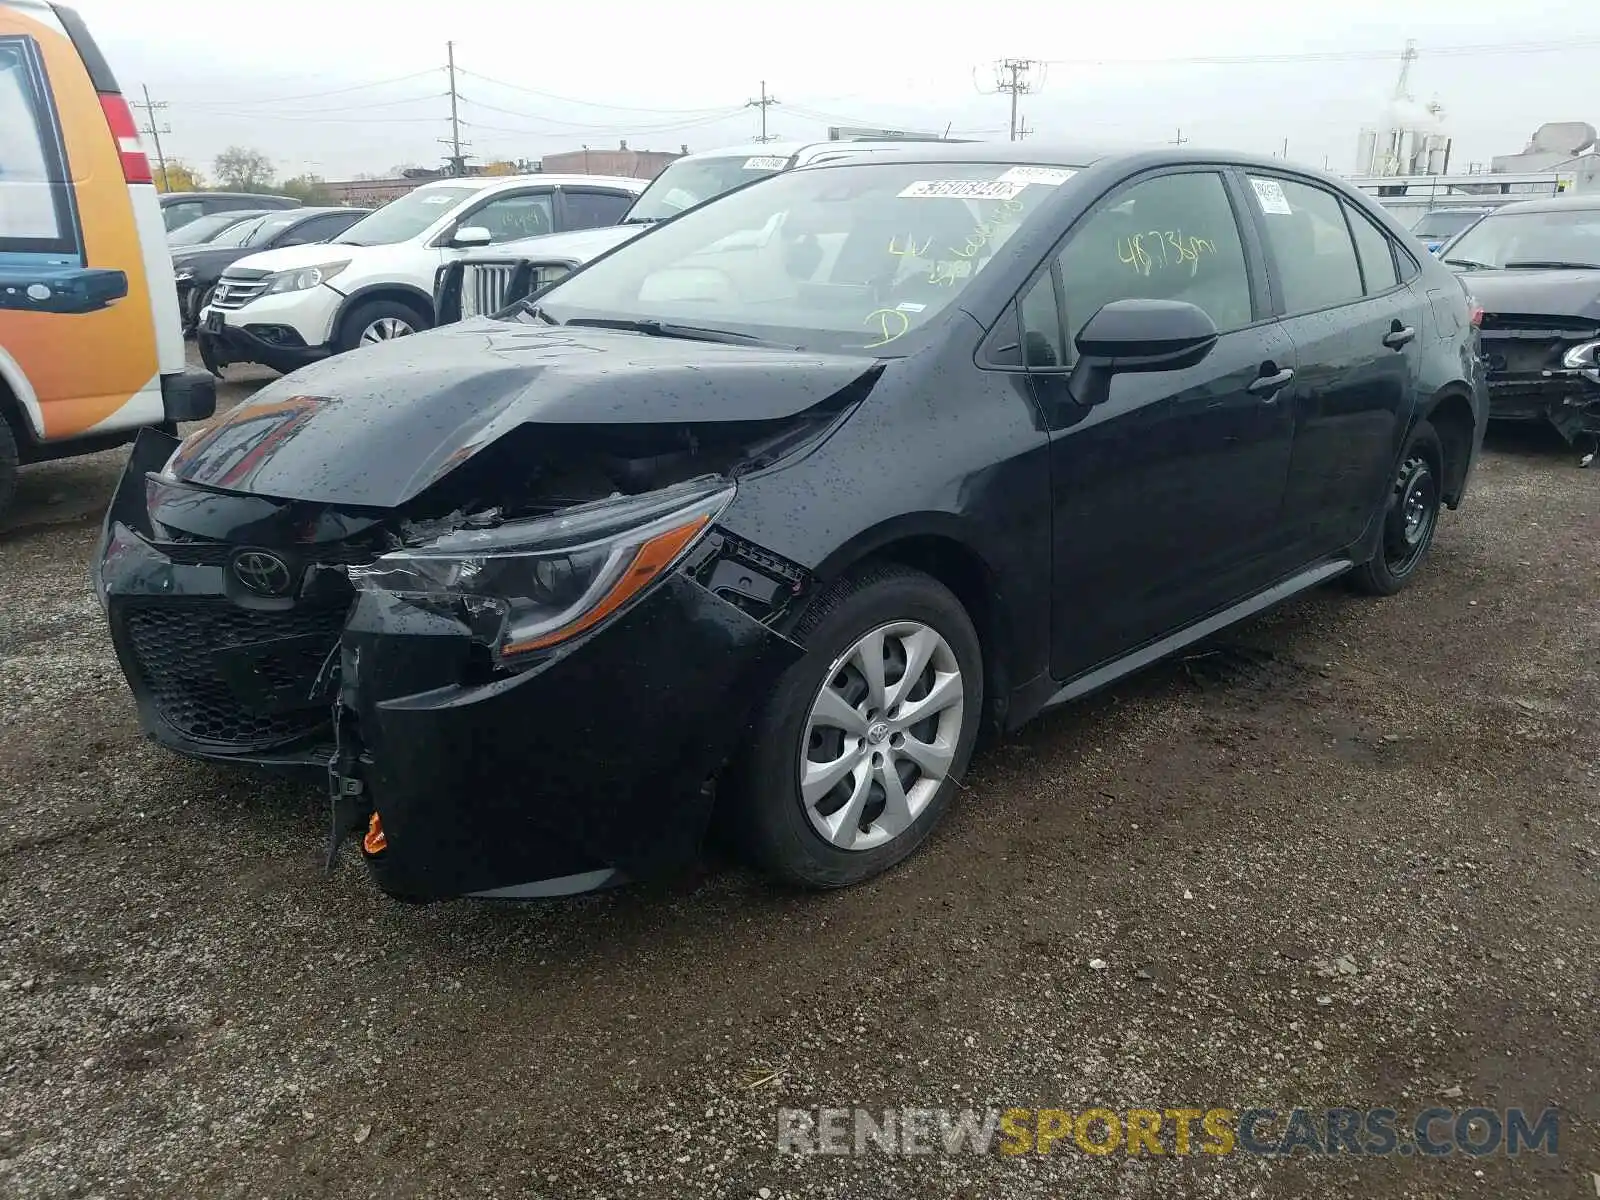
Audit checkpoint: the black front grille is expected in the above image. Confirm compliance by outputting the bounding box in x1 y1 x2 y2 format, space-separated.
119 600 348 748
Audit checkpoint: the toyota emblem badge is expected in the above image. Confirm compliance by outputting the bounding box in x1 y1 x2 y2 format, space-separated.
231 550 294 597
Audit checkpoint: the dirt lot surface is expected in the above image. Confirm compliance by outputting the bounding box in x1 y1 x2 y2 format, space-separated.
2 352 1597 1199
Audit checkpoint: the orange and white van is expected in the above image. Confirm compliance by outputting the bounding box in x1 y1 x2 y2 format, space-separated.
0 0 213 517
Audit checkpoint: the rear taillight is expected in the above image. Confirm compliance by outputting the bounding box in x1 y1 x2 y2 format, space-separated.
1468 302 1484 328
98 93 152 184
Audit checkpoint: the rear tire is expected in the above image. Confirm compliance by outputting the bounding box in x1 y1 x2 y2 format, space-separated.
729 564 983 889
0 416 17 519
336 300 427 355
1349 419 1444 596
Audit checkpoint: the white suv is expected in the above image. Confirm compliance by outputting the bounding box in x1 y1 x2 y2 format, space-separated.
435 139 968 323
195 173 645 375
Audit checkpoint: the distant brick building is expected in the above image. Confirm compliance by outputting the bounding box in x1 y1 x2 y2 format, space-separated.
539 141 685 180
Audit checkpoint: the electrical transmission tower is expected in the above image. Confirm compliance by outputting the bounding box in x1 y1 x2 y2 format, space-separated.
990 59 1040 142
132 85 171 189
746 81 780 143
438 41 473 176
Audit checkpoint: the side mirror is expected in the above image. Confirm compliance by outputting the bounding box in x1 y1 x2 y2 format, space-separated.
1067 298 1218 408
451 225 493 249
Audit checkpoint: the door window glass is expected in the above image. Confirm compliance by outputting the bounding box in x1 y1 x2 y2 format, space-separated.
564 189 633 230
466 192 556 243
0 39 71 250
1056 171 1254 344
1346 202 1400 293
1250 176 1364 313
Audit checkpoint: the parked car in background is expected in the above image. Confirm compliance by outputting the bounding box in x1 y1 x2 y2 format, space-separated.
435 138 969 323
1439 193 1600 461
0 0 212 519
97 144 1486 903
159 190 299 233
1410 206 1493 255
166 208 273 247
195 173 645 376
173 206 370 334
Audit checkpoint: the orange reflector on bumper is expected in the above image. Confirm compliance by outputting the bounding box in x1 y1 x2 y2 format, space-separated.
363 812 388 855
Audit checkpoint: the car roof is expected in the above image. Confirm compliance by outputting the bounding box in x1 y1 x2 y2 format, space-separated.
284 206 372 217
159 191 295 203
681 139 972 164
1484 193 1600 215
412 173 646 194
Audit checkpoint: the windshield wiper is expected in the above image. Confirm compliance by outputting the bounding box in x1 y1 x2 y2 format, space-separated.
516 302 559 325
620 216 660 226
562 316 781 346
1444 257 1491 271
1503 260 1600 270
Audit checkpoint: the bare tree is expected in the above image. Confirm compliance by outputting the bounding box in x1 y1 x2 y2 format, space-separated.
213 146 277 192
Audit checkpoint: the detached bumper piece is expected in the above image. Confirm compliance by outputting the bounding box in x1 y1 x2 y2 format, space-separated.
160 369 216 423
1478 316 1600 454
197 322 325 377
94 430 804 902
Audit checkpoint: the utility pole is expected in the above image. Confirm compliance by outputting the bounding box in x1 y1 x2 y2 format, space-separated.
1171 128 1188 146
746 81 779 143
438 41 471 176
1016 116 1034 141
132 85 171 190
993 59 1037 142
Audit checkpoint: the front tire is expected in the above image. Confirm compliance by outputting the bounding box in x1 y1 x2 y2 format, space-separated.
1349 419 1444 596
0 416 18 519
731 564 983 889
336 300 426 355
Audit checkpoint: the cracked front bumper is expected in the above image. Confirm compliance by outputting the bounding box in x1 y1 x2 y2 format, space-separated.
94 430 804 902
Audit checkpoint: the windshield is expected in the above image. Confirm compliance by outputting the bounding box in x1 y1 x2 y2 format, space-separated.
531 160 1077 352
245 213 306 246
332 186 477 246
623 153 791 223
168 212 259 246
1412 211 1483 241
1444 208 1600 269
209 216 267 248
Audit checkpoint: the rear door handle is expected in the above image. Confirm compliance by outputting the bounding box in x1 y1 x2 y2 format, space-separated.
1247 367 1295 397
1382 325 1416 350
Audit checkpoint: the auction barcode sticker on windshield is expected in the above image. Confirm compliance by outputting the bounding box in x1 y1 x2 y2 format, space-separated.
899 179 1028 200
997 166 1077 186
744 156 789 170
1250 177 1293 215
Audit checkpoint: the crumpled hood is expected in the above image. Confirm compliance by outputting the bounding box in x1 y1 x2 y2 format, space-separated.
165 320 877 508
1458 268 1600 321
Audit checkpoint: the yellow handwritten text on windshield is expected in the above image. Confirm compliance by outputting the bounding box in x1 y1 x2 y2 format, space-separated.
863 307 911 348
950 197 1027 261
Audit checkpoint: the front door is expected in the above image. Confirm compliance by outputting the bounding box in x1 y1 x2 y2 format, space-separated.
1020 168 1298 680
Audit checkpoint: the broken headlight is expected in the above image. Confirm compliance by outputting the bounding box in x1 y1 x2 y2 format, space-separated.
350 477 734 664
1559 340 1600 383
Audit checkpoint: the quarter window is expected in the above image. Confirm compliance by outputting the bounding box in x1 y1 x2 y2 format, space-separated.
1018 272 1065 368
0 38 72 251
564 189 633 230
1054 171 1254 347
1344 201 1400 294
1250 176 1364 314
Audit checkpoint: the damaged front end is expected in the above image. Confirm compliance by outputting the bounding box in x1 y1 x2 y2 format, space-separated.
1477 314 1600 461
93 396 845 900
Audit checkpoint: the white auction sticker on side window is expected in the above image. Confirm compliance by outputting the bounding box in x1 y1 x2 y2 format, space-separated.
898 179 1028 200
743 155 789 170
997 166 1077 187
1250 177 1293 215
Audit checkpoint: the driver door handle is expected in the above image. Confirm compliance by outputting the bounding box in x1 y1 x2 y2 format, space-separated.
1248 366 1295 398
1383 325 1416 350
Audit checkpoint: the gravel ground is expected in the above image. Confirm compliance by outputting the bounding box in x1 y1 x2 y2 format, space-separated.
1 353 1597 1199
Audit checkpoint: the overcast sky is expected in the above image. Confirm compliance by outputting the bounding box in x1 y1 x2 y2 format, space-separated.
69 0 1599 182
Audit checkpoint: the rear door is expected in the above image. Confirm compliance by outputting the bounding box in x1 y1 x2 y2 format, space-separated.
0 1 163 442
1243 172 1416 558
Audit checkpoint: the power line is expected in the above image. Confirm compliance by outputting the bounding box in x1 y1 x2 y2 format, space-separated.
461 108 745 139
746 81 780 143
170 69 441 108
131 85 171 189
459 93 745 134
454 67 734 116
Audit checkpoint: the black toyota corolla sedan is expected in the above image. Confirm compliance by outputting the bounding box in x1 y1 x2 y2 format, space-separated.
94 144 1487 903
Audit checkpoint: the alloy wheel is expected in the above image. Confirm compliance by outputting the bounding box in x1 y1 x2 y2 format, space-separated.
799 621 965 852
359 316 415 344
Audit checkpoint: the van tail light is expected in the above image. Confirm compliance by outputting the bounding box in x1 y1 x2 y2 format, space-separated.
1468 302 1484 328
98 93 153 184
